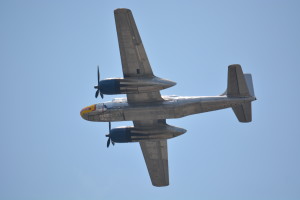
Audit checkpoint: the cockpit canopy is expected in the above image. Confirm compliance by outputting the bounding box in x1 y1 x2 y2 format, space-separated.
96 103 108 112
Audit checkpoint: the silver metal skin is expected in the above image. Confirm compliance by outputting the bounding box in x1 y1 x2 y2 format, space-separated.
109 124 186 142
80 8 257 187
104 76 176 94
81 95 255 122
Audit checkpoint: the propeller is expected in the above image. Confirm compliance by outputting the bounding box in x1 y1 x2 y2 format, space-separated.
105 122 115 148
94 66 104 99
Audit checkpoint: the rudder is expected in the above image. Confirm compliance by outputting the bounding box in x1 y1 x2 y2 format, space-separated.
244 74 255 97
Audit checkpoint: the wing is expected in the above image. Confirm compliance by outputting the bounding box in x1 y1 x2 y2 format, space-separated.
114 8 153 78
114 9 163 104
140 140 169 187
134 120 169 187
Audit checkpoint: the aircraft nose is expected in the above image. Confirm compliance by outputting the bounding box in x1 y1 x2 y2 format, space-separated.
80 104 96 120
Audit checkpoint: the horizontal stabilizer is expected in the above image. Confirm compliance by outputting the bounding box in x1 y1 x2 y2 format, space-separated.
232 102 252 122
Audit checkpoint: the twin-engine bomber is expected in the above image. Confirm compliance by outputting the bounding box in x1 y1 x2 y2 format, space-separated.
80 8 257 187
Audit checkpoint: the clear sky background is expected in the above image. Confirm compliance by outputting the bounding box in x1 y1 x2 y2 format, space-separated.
1 0 300 199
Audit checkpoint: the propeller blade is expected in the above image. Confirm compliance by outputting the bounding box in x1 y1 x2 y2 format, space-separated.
95 66 103 99
107 138 110 148
105 122 114 148
97 66 100 83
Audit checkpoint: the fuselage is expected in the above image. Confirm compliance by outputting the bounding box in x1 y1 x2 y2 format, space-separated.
80 95 255 122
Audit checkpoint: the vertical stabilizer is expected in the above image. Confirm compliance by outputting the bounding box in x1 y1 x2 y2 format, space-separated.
226 65 255 122
227 64 250 97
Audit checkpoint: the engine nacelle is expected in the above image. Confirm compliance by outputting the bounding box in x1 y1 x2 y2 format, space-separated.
108 124 186 143
109 127 132 143
99 79 121 94
98 77 176 95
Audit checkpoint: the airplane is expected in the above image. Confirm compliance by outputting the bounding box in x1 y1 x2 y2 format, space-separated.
80 8 257 187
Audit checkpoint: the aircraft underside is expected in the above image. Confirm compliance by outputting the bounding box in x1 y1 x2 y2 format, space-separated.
80 8 256 187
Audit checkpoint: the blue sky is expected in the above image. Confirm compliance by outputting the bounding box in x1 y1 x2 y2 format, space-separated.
1 0 300 199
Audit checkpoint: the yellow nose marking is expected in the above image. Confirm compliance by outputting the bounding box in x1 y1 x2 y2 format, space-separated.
80 104 96 116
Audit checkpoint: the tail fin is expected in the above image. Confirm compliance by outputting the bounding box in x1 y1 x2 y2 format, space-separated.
227 64 250 97
226 64 255 122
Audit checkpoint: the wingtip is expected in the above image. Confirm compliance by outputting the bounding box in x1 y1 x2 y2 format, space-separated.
114 8 131 14
152 183 169 187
